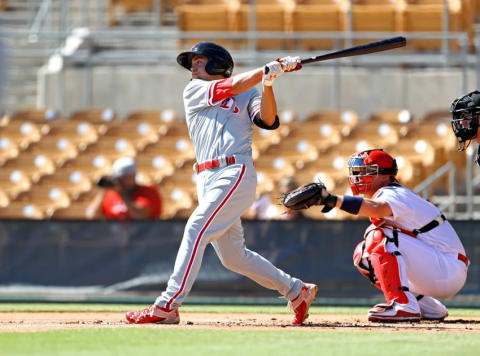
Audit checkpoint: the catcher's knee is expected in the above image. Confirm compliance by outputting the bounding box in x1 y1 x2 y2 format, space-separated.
353 241 381 290
364 224 385 255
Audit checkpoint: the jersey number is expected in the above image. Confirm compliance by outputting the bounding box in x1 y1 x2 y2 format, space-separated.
221 98 239 114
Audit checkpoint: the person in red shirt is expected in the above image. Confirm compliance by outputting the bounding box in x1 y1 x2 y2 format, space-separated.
86 157 161 219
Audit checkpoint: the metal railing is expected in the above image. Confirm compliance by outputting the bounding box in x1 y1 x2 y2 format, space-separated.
414 162 456 217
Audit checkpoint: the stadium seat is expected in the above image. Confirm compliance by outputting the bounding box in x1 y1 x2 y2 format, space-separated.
25 136 79 167
368 109 414 136
291 2 346 50
421 109 450 122
256 170 275 194
3 152 56 183
388 138 437 183
136 153 176 184
70 108 117 129
262 139 319 169
0 136 19 165
11 108 60 123
405 119 459 167
0 120 45 150
38 169 93 200
108 0 159 26
252 126 289 156
127 109 177 132
44 119 100 151
104 121 160 151
402 2 466 52
160 160 198 196
0 188 9 208
81 137 136 163
176 4 232 48
62 153 113 181
394 154 417 187
348 121 400 149
294 166 337 191
141 135 195 167
0 201 44 219
287 121 342 152
300 154 350 186
159 186 194 219
351 1 403 45
16 185 71 217
254 156 296 182
162 120 190 138
304 110 359 136
51 200 92 219
0 168 32 199
233 4 287 50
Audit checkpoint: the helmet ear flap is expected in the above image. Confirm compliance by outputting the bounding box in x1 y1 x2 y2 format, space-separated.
205 59 232 77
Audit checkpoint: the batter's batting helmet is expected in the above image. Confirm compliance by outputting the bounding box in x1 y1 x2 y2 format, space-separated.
450 90 480 151
177 42 234 78
348 149 398 195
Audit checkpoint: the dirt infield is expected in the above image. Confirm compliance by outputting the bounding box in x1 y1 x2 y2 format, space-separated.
1 312 480 333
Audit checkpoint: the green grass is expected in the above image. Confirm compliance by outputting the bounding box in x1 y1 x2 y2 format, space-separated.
1 303 480 317
0 304 479 355
1 328 479 356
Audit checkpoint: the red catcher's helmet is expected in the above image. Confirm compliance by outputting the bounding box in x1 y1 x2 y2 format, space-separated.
348 149 398 195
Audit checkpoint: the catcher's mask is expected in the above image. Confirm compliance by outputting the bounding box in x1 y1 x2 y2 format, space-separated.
177 41 234 78
450 90 480 151
348 149 398 195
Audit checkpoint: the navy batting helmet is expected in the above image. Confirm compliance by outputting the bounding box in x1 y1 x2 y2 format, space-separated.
177 42 234 78
450 90 480 151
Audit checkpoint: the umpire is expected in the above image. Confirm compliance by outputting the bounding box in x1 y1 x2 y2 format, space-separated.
450 90 480 165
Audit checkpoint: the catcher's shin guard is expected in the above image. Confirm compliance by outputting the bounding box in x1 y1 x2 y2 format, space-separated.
367 228 410 305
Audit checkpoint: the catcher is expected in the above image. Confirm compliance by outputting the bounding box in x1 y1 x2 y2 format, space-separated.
283 149 469 322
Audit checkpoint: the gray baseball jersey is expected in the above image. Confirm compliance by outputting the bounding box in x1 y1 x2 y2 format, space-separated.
183 78 260 163
155 77 303 310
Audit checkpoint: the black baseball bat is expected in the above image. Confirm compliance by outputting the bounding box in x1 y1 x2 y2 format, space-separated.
300 36 406 64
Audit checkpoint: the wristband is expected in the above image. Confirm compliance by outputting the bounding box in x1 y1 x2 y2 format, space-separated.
339 196 363 215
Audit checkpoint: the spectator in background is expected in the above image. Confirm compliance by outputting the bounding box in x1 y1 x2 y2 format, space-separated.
86 157 162 219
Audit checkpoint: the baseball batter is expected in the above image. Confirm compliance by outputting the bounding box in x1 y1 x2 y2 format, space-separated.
126 42 317 325
284 149 468 322
450 90 480 166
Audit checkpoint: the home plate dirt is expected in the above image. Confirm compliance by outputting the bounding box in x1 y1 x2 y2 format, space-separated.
1 312 480 333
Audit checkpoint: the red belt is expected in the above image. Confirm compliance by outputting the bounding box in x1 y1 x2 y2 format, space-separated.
457 253 470 267
196 156 236 173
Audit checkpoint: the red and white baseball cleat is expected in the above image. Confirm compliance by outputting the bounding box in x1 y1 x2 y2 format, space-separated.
125 305 180 324
368 301 421 322
288 283 318 325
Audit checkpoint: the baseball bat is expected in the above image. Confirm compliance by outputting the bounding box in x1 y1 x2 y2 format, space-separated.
300 36 406 65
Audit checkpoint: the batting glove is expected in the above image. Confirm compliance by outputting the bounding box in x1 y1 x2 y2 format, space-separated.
263 60 283 86
279 56 302 72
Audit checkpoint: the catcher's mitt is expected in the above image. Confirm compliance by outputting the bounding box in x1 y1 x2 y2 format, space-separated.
282 182 325 210
282 182 338 212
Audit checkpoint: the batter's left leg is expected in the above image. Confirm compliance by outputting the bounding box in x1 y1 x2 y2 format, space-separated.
211 219 317 325
211 219 303 299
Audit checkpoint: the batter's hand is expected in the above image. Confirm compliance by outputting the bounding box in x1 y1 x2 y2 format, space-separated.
263 60 283 86
279 56 302 72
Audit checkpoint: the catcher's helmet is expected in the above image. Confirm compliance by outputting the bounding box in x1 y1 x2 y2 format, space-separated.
177 42 234 78
450 90 480 151
348 149 398 195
